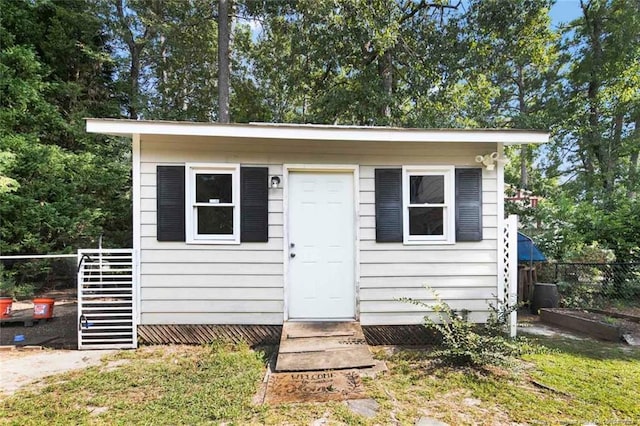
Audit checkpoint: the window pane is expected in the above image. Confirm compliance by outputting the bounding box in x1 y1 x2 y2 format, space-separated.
410 175 444 204
409 207 443 236
196 174 232 203
197 206 233 235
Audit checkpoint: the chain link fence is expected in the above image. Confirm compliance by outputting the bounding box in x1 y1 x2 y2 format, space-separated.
537 262 640 310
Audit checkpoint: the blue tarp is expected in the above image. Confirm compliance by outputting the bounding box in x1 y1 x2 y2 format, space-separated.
518 232 547 262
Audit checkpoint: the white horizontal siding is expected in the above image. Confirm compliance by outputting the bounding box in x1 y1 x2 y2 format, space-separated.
141 250 282 263
138 135 500 325
359 239 497 251
140 263 282 276
359 227 498 241
361 299 491 313
140 237 283 251
141 312 282 325
139 223 283 238
361 263 497 277
361 250 496 263
360 276 497 288
358 162 498 324
142 300 282 313
361 311 490 325
360 287 495 301
141 274 282 287
142 287 282 300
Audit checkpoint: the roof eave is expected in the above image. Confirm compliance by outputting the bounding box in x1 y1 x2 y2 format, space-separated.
86 118 549 145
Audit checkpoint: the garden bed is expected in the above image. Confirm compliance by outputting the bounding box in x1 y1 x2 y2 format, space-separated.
540 308 640 344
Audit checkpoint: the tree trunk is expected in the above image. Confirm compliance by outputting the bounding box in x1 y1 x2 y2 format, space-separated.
605 113 624 194
114 0 153 120
378 49 393 121
582 0 602 192
128 48 140 120
160 33 169 111
217 0 231 123
517 65 528 189
629 115 640 199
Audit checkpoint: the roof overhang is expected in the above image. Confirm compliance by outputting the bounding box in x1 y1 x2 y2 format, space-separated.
86 119 549 145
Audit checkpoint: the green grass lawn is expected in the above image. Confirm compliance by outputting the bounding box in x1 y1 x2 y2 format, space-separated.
1 337 639 425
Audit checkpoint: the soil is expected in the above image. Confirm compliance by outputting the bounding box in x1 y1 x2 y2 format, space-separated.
544 308 640 345
606 305 640 317
0 288 78 349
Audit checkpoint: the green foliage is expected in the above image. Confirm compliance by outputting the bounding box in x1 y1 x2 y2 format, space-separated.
565 241 616 263
0 264 16 297
0 0 130 294
401 293 534 368
1 0 639 279
556 281 603 309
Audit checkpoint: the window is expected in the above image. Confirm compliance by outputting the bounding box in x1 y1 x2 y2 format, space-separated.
186 163 240 243
402 166 455 243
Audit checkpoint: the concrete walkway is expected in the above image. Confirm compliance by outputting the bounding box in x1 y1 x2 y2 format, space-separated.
0 349 114 395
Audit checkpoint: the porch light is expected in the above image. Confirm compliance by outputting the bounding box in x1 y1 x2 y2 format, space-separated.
270 176 281 189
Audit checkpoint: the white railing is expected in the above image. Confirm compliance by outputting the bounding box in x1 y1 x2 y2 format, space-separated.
502 215 519 337
77 249 137 350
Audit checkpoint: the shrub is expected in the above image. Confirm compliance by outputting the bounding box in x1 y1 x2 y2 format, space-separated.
401 293 535 368
556 280 604 309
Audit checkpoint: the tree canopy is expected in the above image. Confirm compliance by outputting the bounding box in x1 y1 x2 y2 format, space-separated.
1 0 639 270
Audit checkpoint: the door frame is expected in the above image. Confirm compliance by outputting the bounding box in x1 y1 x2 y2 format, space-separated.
282 164 360 321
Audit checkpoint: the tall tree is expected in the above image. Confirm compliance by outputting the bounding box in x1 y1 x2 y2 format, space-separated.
0 0 131 257
466 0 559 190
217 0 231 123
108 0 160 119
561 0 639 199
247 0 464 126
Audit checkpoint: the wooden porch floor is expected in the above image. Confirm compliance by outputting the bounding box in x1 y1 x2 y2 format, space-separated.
275 321 376 372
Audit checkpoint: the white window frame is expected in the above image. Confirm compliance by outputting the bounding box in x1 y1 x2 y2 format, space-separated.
402 165 455 244
185 163 240 244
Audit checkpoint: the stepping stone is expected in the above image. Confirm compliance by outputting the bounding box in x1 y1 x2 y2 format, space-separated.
415 417 450 426
344 398 379 418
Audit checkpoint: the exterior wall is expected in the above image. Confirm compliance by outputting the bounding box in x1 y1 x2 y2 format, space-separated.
138 135 498 325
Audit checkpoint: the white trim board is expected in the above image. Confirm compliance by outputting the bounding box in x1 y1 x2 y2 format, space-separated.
184 163 241 245
402 165 456 245
86 119 549 145
282 164 360 322
132 133 141 324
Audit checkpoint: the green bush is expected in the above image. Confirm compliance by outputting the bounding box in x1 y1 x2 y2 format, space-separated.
556 280 604 309
401 293 536 368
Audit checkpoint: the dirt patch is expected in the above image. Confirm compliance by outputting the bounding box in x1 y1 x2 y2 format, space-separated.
0 289 78 349
606 305 640 317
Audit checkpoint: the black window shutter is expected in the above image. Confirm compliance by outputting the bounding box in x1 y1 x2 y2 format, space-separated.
455 168 483 241
157 165 185 241
241 167 269 242
375 168 403 242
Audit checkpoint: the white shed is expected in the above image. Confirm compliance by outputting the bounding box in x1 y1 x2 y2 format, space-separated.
86 119 547 345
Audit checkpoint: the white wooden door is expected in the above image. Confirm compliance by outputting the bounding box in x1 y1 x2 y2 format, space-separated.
288 172 355 320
